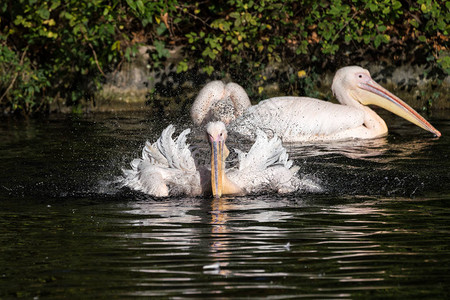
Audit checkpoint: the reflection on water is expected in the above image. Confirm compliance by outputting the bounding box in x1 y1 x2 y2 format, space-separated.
286 133 440 163
0 112 449 299
207 197 232 276
81 194 449 299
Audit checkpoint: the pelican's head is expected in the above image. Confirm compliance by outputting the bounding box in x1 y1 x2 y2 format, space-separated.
332 66 441 137
206 121 228 198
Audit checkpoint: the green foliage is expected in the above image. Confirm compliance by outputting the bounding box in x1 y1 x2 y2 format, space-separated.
1 0 174 114
0 43 50 113
177 0 449 99
0 0 448 114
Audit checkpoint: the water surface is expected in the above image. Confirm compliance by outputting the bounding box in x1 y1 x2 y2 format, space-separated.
0 111 449 299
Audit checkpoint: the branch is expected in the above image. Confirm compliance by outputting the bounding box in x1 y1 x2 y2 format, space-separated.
0 47 28 104
81 30 106 78
177 4 212 29
331 11 360 45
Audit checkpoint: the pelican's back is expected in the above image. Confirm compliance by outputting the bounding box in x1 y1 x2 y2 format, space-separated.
229 97 365 142
191 81 251 125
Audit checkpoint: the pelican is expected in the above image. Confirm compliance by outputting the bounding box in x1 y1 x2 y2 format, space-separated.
191 81 251 125
193 66 441 142
121 121 321 197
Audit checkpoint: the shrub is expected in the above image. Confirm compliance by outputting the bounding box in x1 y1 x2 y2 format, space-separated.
0 0 448 114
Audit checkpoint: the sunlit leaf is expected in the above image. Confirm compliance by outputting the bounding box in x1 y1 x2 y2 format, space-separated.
37 8 50 20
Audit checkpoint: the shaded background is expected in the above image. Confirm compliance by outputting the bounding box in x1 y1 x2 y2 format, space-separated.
0 0 449 115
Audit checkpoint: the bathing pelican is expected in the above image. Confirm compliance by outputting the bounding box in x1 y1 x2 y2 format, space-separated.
191 81 251 125
193 66 441 142
121 121 321 198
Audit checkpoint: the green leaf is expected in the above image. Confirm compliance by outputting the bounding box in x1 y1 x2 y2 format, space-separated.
50 1 61 10
392 0 402 10
156 23 167 36
374 35 382 48
368 3 377 12
136 0 145 14
437 56 450 74
37 8 50 20
229 12 240 19
176 61 188 73
124 47 131 61
154 40 170 58
64 12 73 20
126 0 136 11
409 19 419 28
203 65 214 75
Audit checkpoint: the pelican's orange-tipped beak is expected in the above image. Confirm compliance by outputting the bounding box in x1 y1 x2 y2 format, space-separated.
358 80 441 137
211 140 224 198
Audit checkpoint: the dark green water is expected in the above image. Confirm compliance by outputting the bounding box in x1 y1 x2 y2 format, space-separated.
0 111 449 299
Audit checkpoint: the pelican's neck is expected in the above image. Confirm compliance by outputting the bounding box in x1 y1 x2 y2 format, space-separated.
335 86 362 108
361 106 388 136
335 86 388 137
222 174 242 196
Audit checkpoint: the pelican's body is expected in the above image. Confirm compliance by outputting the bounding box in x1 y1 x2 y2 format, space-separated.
228 96 386 142
193 66 441 142
191 81 251 125
121 122 321 197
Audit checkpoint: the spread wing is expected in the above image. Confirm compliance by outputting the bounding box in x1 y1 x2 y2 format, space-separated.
121 125 201 197
234 129 292 172
227 129 323 194
153 125 196 171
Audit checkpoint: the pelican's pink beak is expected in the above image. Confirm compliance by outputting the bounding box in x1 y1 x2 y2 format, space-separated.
357 79 441 137
210 136 224 198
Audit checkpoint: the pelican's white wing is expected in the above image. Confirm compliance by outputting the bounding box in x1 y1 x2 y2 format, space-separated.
229 97 365 142
228 130 322 194
154 125 196 171
235 129 291 172
121 125 202 197
225 82 251 117
191 81 226 125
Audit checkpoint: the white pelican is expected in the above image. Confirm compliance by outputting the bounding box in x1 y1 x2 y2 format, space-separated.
121 121 321 198
193 66 441 142
191 81 251 125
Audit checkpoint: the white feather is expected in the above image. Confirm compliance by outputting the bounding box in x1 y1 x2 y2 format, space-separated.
236 130 290 171
121 122 322 197
121 125 202 197
229 97 365 142
191 81 251 125
228 129 321 194
142 141 168 166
